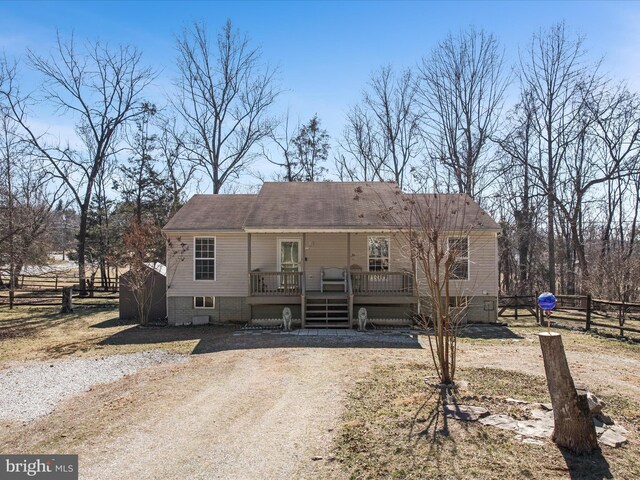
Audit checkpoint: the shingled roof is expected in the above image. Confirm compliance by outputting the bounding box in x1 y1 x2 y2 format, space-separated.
163 182 500 232
163 194 257 231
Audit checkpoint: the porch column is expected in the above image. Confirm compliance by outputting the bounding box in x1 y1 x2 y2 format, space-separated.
302 233 306 273
247 233 252 296
347 233 353 328
301 233 306 328
347 233 351 271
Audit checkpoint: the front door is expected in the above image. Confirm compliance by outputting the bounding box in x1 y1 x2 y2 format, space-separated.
278 239 301 289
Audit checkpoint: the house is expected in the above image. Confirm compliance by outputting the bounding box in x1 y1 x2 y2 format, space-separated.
162 182 500 328
119 262 167 322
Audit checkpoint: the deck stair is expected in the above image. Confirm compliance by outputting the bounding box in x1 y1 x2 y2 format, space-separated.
304 292 351 328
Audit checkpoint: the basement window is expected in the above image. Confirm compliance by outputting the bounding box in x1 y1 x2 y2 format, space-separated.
194 296 215 309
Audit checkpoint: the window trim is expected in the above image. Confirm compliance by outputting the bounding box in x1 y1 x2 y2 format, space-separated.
367 236 391 272
193 296 215 309
447 235 470 281
193 237 216 281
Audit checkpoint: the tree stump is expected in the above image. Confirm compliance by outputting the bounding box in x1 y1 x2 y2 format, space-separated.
538 332 598 453
61 286 74 313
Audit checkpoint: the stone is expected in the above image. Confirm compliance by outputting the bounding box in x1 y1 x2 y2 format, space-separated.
522 437 545 446
586 392 605 414
599 429 627 448
609 424 628 436
514 420 553 439
595 426 606 435
454 380 470 389
594 413 614 426
530 409 554 422
311 456 323 461
480 414 518 429
506 398 528 404
540 403 553 411
444 405 490 422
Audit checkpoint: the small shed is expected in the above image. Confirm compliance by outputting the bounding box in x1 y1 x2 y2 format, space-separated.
119 263 167 321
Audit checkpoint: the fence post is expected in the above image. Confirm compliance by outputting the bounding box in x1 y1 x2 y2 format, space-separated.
585 294 592 331
514 294 519 322
61 286 73 313
535 290 540 325
620 301 625 337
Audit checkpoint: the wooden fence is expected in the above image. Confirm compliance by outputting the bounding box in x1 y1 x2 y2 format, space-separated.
6 273 119 292
0 272 119 308
498 293 640 338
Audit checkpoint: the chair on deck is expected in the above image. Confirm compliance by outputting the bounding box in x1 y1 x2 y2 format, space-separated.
321 267 346 292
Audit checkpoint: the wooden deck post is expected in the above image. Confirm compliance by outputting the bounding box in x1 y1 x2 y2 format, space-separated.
538 332 598 453
347 233 353 327
247 233 252 296
301 234 306 328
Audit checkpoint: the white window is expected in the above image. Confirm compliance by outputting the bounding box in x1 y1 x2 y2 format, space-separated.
368 237 390 272
194 237 216 280
194 296 215 308
448 236 469 280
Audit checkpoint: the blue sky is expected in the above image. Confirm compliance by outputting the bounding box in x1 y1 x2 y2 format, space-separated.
2 1 640 188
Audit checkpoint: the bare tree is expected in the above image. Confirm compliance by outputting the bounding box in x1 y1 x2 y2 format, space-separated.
335 105 386 182
123 218 160 326
0 58 63 305
495 91 540 294
156 115 197 215
519 22 596 293
337 66 421 188
418 27 508 200
377 188 487 388
1 36 154 292
174 20 279 193
261 111 301 181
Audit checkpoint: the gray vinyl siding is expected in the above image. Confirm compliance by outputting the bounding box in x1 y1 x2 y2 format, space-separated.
414 231 498 297
165 230 498 298
448 231 498 296
166 232 248 297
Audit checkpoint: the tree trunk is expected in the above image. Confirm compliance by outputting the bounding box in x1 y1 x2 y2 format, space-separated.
61 286 74 313
77 207 88 295
538 332 598 453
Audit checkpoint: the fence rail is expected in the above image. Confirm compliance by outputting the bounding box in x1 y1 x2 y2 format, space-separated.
498 293 640 338
0 271 119 308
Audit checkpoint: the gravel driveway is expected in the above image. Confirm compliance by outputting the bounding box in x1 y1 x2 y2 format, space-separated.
0 332 422 480
0 351 187 421
1 328 637 480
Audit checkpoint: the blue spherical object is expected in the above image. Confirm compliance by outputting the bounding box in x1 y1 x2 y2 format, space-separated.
538 292 557 311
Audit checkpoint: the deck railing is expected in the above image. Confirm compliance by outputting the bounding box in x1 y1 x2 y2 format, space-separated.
250 271 303 296
249 270 415 296
350 271 414 295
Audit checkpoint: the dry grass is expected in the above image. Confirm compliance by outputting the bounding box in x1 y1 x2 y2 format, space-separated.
0 306 204 362
459 323 640 360
333 363 640 480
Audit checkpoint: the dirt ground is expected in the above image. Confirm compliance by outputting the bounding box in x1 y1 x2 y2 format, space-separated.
0 307 638 479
